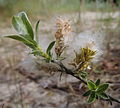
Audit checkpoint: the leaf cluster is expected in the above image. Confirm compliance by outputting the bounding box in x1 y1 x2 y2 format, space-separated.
5 12 55 62
83 79 110 104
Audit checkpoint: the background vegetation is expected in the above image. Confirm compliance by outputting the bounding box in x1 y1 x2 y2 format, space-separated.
0 0 120 18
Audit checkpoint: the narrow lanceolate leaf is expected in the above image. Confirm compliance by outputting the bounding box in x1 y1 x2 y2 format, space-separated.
19 12 34 39
98 92 108 99
83 90 91 97
12 12 34 40
35 20 40 43
12 16 28 36
5 35 35 49
87 91 96 104
46 41 55 55
87 80 96 90
96 83 109 93
95 79 100 86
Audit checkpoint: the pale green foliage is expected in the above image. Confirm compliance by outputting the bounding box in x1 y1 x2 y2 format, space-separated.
83 79 109 104
5 12 54 62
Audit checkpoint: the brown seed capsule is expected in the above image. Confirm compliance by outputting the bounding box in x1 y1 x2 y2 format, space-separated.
55 17 71 57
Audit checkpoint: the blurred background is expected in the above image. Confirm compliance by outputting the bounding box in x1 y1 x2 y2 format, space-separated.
0 0 120 108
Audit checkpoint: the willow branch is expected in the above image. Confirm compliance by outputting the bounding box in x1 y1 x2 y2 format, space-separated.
51 60 87 84
51 60 120 104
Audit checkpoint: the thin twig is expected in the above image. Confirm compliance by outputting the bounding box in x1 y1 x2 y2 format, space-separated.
51 60 87 84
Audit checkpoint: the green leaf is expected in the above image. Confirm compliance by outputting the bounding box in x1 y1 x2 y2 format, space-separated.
98 92 108 99
30 50 42 56
95 79 100 86
19 12 34 39
87 80 96 90
87 91 96 104
12 16 28 36
80 71 88 79
46 41 55 56
12 12 34 40
83 90 91 97
20 34 37 46
96 83 109 93
5 35 36 49
35 20 40 43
